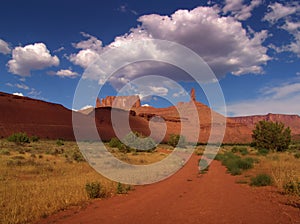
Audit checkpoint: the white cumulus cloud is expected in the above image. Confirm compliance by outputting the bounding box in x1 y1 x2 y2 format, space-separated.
7 43 59 76
263 2 300 24
71 6 270 83
55 69 78 78
13 92 24 97
0 39 11 54
223 0 262 21
69 33 102 68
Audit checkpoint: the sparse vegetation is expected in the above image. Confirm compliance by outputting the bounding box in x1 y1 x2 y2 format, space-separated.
122 132 156 152
168 134 187 148
31 135 40 142
252 121 291 152
231 146 248 155
56 139 64 146
215 152 254 176
283 181 300 196
85 181 106 198
0 139 167 224
294 152 300 159
7 132 30 144
250 174 273 187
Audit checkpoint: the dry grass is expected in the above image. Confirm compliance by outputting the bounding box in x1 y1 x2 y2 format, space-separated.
254 153 300 190
111 147 169 165
0 139 168 224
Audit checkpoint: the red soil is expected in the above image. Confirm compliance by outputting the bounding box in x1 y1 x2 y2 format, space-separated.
39 155 300 224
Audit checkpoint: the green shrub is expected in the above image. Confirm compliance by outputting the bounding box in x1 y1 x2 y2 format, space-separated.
236 157 254 170
116 182 127 194
294 152 300 159
56 139 64 146
283 181 300 196
252 120 291 152
109 137 123 148
231 146 248 155
0 149 10 155
257 148 269 156
231 147 239 153
250 174 273 186
31 135 39 142
216 152 255 175
7 132 30 144
168 134 187 148
122 132 156 152
72 151 85 162
85 182 105 199
240 148 249 156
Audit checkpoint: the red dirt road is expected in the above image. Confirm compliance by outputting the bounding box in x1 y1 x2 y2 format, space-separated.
40 156 300 224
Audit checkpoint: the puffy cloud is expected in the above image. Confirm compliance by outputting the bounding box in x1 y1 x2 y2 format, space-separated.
13 92 24 97
69 48 99 68
0 39 11 54
55 69 78 78
133 6 270 76
69 33 102 68
73 32 103 51
71 6 270 88
7 43 59 76
227 79 300 116
223 0 262 21
263 2 300 24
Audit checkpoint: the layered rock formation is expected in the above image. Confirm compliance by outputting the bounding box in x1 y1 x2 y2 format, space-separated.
96 95 141 110
1 91 300 144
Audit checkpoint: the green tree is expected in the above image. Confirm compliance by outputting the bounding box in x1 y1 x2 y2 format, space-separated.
252 120 291 152
168 134 187 148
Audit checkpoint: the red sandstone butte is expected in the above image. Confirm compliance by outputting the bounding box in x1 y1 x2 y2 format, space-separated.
0 91 300 143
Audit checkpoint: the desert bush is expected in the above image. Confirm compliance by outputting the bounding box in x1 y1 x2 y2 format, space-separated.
252 121 291 152
109 137 123 148
122 132 156 152
294 152 300 159
85 182 105 199
7 132 30 144
31 135 39 142
116 182 129 194
283 181 300 196
215 152 255 176
168 134 187 148
257 148 269 156
72 151 85 162
250 173 273 186
231 146 248 155
0 149 10 155
56 139 64 146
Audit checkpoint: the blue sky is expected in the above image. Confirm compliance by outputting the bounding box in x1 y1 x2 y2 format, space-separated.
0 0 300 116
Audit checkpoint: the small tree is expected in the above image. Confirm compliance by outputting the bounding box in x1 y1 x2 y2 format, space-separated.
252 120 291 152
168 134 187 148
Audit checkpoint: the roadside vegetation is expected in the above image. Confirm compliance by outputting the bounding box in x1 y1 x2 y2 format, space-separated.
212 121 300 201
0 133 169 224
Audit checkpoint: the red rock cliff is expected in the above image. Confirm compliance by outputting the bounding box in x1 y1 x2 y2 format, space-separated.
96 95 141 110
